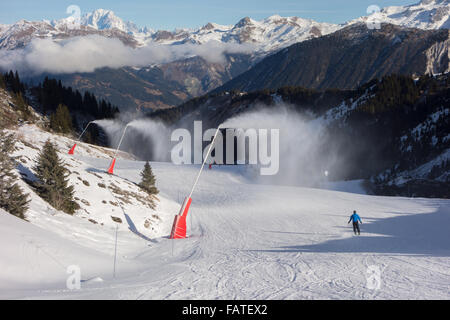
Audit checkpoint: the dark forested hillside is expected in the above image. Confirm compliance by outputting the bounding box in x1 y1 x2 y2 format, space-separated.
213 23 449 94
150 86 354 127
1 71 119 144
32 77 119 120
150 73 450 198
26 53 253 112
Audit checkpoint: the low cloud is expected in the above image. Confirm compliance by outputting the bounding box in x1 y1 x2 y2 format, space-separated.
0 35 254 75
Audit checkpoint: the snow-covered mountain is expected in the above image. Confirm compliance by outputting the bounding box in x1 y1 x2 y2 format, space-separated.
0 17 140 50
0 9 341 53
0 2 448 111
351 0 449 30
49 9 148 35
214 23 450 93
152 15 341 53
80 9 139 33
1 1 448 52
0 24 8 34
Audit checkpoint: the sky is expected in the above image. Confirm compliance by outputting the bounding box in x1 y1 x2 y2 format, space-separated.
0 0 419 30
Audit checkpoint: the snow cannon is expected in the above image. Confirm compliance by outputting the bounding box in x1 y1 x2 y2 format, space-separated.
107 158 116 175
68 121 94 156
170 197 192 239
169 124 222 240
68 143 77 155
105 122 132 175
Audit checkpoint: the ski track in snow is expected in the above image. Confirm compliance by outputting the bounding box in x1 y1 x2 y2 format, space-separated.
1 154 450 300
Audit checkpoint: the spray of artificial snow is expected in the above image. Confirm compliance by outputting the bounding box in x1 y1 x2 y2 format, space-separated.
222 103 334 187
94 118 173 161
95 102 343 187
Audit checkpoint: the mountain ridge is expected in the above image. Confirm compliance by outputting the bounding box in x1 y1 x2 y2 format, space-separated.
1 0 449 52
212 23 450 93
0 1 448 111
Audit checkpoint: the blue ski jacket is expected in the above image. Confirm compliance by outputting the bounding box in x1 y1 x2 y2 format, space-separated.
348 213 362 223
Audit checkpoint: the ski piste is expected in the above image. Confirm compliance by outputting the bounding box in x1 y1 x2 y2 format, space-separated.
1 0 450 301
1 123 449 300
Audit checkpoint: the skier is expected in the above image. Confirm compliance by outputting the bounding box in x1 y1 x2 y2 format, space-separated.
348 210 362 235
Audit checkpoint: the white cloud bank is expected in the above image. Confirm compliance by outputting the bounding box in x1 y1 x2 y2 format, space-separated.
0 35 254 75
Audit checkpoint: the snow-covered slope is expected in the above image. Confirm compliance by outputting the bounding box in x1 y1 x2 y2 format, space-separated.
0 207 116 292
351 0 450 30
8 124 179 241
1 124 449 299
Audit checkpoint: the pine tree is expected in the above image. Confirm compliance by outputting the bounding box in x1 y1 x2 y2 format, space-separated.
50 104 73 134
14 92 32 121
0 132 30 219
0 74 5 89
139 161 159 209
33 140 78 214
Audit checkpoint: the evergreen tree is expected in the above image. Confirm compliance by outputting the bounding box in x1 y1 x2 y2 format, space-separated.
3 71 25 94
0 133 30 219
14 71 21 93
50 104 73 134
139 161 159 209
0 74 5 89
14 92 32 121
33 75 119 121
33 140 78 214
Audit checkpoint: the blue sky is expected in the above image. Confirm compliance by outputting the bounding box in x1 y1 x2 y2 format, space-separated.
0 0 418 30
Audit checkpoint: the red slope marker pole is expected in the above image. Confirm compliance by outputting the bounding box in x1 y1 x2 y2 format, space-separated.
68 143 77 155
107 158 116 174
170 124 222 239
169 197 192 239
68 121 94 155
107 122 131 175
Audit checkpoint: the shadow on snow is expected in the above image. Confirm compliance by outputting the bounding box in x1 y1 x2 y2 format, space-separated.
252 205 450 257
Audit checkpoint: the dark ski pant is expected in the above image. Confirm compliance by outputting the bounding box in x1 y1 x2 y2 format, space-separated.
352 222 360 235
